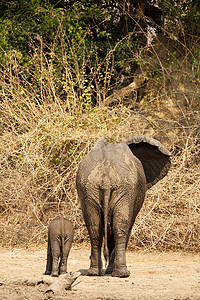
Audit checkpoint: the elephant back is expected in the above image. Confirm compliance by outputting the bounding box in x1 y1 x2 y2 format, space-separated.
77 141 141 187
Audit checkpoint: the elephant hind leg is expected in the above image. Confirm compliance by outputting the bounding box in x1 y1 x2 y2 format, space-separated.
85 208 104 276
59 236 73 275
111 236 130 278
50 237 61 277
87 238 103 276
59 255 66 275
111 208 131 278
87 225 104 276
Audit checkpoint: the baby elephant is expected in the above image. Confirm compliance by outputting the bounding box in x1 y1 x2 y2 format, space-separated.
44 216 74 277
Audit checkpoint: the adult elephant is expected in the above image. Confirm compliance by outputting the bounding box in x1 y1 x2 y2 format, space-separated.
76 135 171 278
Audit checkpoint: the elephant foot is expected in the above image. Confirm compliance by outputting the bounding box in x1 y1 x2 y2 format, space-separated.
87 267 103 276
112 267 130 278
44 270 51 275
51 271 59 277
59 271 67 275
105 264 114 274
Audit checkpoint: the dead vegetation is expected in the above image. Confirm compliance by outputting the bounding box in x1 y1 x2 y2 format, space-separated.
0 29 199 253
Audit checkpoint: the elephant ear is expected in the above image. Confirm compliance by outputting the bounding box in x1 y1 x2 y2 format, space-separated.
125 135 171 189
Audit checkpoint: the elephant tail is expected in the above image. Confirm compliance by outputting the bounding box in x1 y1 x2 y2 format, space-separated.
103 188 110 265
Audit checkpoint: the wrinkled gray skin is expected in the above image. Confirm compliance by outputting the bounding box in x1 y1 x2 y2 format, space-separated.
76 135 171 278
44 216 74 277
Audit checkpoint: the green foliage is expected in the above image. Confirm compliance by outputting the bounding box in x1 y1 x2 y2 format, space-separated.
0 0 199 110
158 0 200 41
0 1 142 106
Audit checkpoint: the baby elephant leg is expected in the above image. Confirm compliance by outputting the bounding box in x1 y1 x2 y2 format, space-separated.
44 239 52 275
59 236 73 275
51 236 61 277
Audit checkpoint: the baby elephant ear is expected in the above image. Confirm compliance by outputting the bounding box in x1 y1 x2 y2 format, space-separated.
125 135 171 189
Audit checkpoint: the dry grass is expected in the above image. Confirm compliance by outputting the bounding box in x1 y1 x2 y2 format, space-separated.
0 34 199 252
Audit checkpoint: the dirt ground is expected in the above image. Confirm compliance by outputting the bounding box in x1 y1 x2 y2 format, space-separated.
0 246 199 300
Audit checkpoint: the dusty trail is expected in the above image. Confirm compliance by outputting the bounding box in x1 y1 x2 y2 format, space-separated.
0 246 199 299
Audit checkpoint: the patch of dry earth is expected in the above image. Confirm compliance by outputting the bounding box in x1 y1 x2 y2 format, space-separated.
0 247 199 299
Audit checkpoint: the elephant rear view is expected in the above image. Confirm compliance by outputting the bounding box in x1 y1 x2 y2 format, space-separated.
76 136 171 278
44 216 74 277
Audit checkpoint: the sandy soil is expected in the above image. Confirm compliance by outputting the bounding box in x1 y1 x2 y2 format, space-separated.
0 246 199 300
